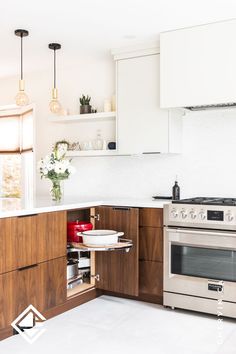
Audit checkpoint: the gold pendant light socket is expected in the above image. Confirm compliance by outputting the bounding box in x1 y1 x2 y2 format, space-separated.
19 79 25 91
52 88 58 100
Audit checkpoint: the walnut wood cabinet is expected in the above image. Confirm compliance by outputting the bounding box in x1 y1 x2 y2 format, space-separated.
139 227 163 262
139 208 163 228
0 211 66 275
13 257 67 318
95 206 139 296
0 215 37 274
139 208 163 303
0 205 164 339
0 257 66 330
36 211 67 263
0 211 67 333
139 261 163 297
93 206 163 302
0 271 14 330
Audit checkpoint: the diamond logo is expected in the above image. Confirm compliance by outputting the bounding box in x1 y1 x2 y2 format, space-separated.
11 305 46 344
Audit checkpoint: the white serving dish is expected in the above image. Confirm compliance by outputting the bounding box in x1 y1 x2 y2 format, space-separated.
79 229 124 246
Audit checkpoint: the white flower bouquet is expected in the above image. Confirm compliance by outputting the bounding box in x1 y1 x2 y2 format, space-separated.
38 146 75 202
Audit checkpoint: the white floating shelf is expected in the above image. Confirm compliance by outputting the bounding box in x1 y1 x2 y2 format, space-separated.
49 111 116 123
66 150 118 157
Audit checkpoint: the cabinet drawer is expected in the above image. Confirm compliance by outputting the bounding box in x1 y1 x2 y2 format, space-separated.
0 215 37 275
13 257 67 318
139 208 163 227
0 211 67 275
0 272 14 329
139 261 163 297
36 211 67 263
0 257 67 330
139 227 163 262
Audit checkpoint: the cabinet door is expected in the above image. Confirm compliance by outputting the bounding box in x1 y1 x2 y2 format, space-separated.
117 54 169 154
36 211 67 263
0 215 37 274
95 206 139 296
40 257 67 311
139 261 163 297
139 227 163 262
0 271 14 329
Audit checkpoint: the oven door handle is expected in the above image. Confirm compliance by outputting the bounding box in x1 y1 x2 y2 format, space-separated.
165 228 236 238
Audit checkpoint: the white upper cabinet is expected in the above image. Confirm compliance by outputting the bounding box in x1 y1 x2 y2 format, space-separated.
116 52 182 154
160 19 236 109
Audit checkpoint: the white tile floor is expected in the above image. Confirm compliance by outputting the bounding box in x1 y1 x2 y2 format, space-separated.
0 295 236 354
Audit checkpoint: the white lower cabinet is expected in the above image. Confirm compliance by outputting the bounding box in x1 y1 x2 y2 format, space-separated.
116 53 182 154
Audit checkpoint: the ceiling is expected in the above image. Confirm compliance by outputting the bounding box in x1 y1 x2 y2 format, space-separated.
0 0 236 77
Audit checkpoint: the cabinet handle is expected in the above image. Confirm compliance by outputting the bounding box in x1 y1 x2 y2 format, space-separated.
90 214 100 221
91 274 100 281
142 152 160 155
112 207 131 211
17 214 38 218
18 264 38 271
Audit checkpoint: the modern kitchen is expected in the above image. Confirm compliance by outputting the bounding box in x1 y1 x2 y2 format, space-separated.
1 1 236 353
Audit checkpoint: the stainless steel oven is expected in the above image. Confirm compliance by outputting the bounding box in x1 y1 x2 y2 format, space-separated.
164 198 236 318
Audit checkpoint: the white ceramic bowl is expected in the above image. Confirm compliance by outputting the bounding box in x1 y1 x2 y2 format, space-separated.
79 230 124 246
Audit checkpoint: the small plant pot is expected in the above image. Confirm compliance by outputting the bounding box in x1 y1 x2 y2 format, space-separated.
80 105 92 114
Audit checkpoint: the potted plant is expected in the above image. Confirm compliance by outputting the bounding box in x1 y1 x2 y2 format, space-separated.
54 140 70 159
79 94 91 114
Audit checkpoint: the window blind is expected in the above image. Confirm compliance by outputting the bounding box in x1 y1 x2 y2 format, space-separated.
21 110 33 152
0 109 33 153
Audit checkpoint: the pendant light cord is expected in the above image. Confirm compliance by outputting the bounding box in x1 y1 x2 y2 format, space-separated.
54 49 56 89
21 34 23 80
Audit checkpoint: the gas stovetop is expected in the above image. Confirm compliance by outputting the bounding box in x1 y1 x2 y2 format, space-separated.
172 197 236 206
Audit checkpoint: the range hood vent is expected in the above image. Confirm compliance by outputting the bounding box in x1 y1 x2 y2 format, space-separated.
184 103 236 111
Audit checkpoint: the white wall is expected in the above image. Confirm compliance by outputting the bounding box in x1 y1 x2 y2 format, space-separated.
1 57 236 200
65 108 236 200
0 55 115 196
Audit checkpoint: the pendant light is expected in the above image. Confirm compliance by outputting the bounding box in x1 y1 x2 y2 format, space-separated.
49 43 62 114
15 29 29 106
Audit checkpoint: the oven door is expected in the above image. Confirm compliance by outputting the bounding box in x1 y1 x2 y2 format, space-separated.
164 227 236 302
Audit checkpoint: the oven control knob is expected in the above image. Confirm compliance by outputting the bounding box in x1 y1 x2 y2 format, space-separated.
170 209 178 218
226 212 234 222
190 210 197 219
199 211 206 220
181 209 187 219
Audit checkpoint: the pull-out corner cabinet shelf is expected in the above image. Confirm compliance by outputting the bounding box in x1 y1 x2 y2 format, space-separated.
69 238 133 253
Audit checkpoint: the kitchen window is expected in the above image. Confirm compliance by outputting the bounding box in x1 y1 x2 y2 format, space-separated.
0 106 34 204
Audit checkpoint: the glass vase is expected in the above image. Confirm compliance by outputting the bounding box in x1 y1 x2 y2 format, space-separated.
50 179 63 203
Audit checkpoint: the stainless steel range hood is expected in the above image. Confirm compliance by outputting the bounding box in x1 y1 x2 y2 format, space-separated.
184 102 236 111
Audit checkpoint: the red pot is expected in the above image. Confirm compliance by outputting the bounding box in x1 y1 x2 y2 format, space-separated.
67 221 93 243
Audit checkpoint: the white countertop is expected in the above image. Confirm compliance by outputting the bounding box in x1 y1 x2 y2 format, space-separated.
0 197 170 218
102 198 170 209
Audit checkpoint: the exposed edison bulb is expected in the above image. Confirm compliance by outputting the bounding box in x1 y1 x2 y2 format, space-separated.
49 99 62 114
49 88 62 114
15 80 29 106
15 90 29 106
